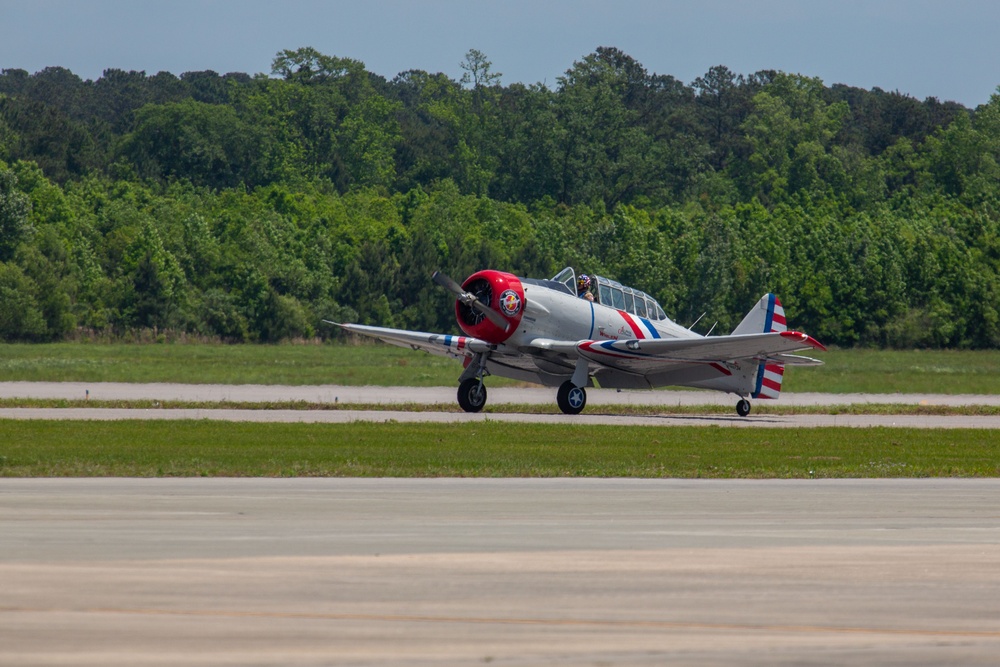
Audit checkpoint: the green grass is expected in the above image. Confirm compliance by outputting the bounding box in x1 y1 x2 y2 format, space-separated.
1 420 998 478
0 341 504 386
791 348 1000 394
0 343 997 394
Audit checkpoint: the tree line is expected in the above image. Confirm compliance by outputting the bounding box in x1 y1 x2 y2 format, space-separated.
0 47 998 348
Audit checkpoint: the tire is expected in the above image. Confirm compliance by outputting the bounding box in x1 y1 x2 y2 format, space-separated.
736 399 751 417
457 378 487 413
557 381 587 415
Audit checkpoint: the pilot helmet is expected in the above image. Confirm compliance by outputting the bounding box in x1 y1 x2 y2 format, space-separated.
577 274 591 292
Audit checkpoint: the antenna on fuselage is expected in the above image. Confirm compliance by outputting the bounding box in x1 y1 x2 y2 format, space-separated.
705 321 718 336
688 312 707 329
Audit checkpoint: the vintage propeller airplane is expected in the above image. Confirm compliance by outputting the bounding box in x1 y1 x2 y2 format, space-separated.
328 267 825 416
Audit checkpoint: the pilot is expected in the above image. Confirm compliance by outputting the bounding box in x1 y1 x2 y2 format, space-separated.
577 274 595 301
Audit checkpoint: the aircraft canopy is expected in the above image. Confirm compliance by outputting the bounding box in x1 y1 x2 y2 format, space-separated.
550 267 668 321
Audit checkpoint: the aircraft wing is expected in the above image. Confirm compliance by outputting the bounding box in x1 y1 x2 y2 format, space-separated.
328 322 493 359
573 331 825 374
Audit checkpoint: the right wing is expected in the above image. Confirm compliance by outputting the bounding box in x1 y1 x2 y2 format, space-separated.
327 321 493 360
574 331 825 373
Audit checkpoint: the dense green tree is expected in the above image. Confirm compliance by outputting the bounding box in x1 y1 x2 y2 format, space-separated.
390 70 458 191
554 53 653 206
337 94 402 189
0 164 33 260
491 82 559 202
0 261 47 340
735 73 850 204
91 68 154 132
0 96 102 182
0 50 997 347
119 100 255 189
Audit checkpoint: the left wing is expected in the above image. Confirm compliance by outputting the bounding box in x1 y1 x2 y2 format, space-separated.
327 321 493 360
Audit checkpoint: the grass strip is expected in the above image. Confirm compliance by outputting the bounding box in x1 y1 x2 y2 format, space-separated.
0 398 997 416
1 420 997 478
0 343 998 394
0 342 480 387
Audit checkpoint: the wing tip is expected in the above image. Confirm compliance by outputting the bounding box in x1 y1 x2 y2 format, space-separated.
779 330 827 352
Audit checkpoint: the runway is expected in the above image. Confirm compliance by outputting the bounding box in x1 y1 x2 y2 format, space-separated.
0 382 997 427
2 478 999 666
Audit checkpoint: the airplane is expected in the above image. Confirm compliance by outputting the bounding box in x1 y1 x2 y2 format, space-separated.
328 267 825 416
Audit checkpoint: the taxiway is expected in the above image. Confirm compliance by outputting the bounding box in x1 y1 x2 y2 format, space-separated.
0 382 997 428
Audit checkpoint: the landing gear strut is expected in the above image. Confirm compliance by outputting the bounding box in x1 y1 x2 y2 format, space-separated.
736 398 751 417
557 381 587 415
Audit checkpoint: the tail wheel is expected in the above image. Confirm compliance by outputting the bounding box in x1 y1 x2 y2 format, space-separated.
458 378 487 413
736 399 751 417
557 381 587 415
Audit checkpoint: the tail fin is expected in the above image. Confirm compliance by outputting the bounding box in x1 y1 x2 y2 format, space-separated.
734 294 787 399
733 293 786 336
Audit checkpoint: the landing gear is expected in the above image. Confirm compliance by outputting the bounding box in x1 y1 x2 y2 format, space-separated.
458 377 487 413
557 381 587 415
736 398 751 417
457 352 491 413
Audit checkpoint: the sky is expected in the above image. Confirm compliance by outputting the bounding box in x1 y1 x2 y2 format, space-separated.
1 0 998 108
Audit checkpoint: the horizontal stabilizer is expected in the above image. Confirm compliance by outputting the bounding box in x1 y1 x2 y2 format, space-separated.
772 353 824 367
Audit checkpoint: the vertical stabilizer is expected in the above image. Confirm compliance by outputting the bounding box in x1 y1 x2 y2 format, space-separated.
733 293 787 335
734 294 787 399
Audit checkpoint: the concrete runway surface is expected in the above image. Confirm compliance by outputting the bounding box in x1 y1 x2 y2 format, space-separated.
2 478 1000 666
0 382 998 428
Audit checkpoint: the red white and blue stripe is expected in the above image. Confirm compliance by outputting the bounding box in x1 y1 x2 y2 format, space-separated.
752 294 786 399
441 334 469 353
618 311 661 339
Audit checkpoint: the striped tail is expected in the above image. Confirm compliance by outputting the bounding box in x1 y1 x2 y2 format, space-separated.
740 294 787 400
753 362 784 399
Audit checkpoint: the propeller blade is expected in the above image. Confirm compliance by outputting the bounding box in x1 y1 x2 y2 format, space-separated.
431 271 465 297
432 270 510 332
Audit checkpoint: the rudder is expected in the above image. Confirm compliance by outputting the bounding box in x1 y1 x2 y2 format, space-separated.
735 294 787 399
733 293 786 336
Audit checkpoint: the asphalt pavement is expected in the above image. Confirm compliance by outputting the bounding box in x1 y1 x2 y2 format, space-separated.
2 381 998 406
2 478 999 666
0 382 997 428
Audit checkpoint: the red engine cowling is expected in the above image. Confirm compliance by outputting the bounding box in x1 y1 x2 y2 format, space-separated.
455 270 524 344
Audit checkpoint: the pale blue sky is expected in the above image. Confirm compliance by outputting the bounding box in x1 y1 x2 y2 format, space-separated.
1 0 998 107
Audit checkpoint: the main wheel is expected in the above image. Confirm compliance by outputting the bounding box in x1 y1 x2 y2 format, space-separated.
457 378 487 413
557 381 587 415
736 398 751 417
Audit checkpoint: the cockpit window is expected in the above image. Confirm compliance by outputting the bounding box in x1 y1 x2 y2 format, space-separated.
623 289 635 315
592 274 666 321
598 282 612 306
551 267 576 294
611 287 625 311
634 293 648 318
